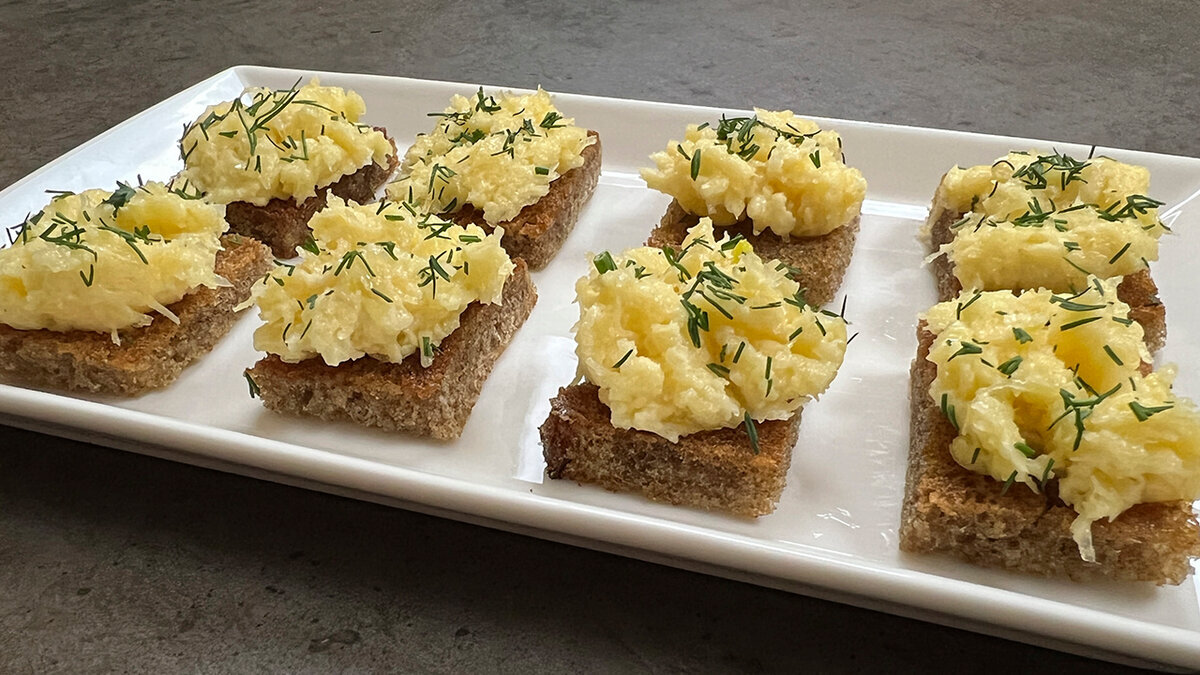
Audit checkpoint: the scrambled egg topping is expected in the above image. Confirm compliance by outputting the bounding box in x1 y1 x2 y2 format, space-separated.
247 197 513 366
575 220 847 443
936 152 1167 292
641 110 866 238
0 182 227 333
924 279 1200 561
386 88 594 224
178 79 393 206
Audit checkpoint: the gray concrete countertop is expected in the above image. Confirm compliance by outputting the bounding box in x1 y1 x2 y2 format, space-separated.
1 1 1196 672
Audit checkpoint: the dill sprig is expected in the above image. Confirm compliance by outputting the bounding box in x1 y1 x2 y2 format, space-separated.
593 251 617 274
417 251 453 297
742 412 760 454
705 114 823 164
96 221 156 264
948 340 983 360
612 349 634 369
1129 400 1173 422
940 393 959 430
243 371 261 398
996 355 1022 376
1010 152 1090 191
1049 383 1122 451
1014 441 1037 458
181 78 350 168
102 182 137 213
333 249 375 277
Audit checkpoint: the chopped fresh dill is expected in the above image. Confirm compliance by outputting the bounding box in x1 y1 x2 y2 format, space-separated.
243 371 261 398
1102 344 1123 366
593 251 617 274
743 412 760 455
997 355 1022 376
612 349 634 369
1129 400 1173 422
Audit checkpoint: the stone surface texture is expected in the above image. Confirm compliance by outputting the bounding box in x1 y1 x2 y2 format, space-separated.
2 0 1197 672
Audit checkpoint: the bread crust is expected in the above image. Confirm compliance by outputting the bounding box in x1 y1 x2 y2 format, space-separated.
0 234 273 395
247 259 537 440
899 322 1200 584
223 130 399 258
646 199 859 308
540 383 800 517
925 187 1166 353
447 131 602 270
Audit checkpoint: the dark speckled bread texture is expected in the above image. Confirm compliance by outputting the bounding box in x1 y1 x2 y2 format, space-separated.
446 131 601 270
0 234 273 396
900 321 1200 585
540 383 801 517
925 182 1166 353
223 129 399 258
247 259 536 440
646 199 859 308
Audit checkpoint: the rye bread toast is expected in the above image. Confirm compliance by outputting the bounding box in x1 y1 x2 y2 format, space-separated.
899 321 1200 584
446 131 602 270
0 234 273 396
646 199 859 308
224 131 399 258
540 383 801 517
247 259 536 440
926 188 1166 353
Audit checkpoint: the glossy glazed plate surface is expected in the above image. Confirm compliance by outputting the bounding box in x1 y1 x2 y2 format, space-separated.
2 66 1199 671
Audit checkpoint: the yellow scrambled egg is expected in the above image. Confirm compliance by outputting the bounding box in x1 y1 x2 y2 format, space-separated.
0 182 227 333
575 220 847 442
935 152 1167 292
178 78 393 206
924 279 1200 561
641 110 866 238
247 197 513 366
386 88 594 224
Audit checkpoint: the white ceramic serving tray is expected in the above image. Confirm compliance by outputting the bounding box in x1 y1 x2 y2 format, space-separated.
2 66 1199 671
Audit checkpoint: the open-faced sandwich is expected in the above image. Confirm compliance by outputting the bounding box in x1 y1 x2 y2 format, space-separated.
540 220 847 516
901 279 1200 584
0 181 272 394
641 110 866 307
385 87 601 269
925 151 1169 351
178 78 399 257
243 197 536 439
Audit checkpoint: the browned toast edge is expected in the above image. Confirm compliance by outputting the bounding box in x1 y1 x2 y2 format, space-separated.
0 234 274 395
247 259 537 440
540 383 800 517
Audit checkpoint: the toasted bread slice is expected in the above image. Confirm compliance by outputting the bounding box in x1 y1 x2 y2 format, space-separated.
540 383 801 517
646 199 859 308
224 131 399 258
0 234 273 396
926 192 1166 353
899 322 1200 584
447 131 602 270
247 259 536 440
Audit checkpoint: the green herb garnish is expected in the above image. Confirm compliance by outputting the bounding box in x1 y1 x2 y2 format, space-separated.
1129 401 1173 422
243 371 261 398
743 412 760 455
612 349 634 369
593 251 617 274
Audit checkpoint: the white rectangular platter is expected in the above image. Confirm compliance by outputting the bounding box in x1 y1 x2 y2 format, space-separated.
2 65 1199 671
